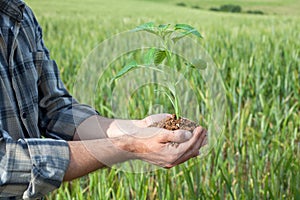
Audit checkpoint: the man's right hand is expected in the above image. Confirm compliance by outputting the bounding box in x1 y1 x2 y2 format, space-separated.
114 126 207 168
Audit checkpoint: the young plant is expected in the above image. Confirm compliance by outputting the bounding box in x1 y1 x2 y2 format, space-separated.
111 22 204 119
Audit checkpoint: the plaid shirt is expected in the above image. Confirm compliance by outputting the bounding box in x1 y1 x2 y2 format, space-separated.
0 0 98 199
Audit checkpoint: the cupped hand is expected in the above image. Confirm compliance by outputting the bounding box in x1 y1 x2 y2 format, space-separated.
126 126 207 168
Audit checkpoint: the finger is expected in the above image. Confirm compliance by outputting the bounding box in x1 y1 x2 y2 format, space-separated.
166 148 199 168
171 126 206 149
200 135 208 147
187 126 207 153
164 141 200 168
159 129 192 143
193 126 208 147
166 127 207 167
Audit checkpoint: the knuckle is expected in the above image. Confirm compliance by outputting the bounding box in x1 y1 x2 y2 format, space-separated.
201 128 208 135
196 126 204 132
194 126 207 135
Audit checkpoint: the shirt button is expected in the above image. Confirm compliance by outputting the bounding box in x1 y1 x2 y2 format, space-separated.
22 112 27 119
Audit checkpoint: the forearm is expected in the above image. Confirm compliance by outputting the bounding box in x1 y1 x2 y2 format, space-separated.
64 137 133 181
73 115 145 140
73 114 174 141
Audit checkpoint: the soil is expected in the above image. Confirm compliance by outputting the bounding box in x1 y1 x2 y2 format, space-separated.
149 114 198 132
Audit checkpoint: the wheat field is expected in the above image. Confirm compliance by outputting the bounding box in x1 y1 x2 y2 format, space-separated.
26 0 300 199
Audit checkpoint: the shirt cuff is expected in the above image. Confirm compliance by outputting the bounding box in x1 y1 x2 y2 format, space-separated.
22 138 70 199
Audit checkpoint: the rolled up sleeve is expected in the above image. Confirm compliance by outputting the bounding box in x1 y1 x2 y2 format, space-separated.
0 130 70 199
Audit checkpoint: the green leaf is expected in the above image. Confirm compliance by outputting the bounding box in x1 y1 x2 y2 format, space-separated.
132 22 156 34
155 89 176 111
143 48 156 65
156 86 180 118
158 24 170 31
112 61 138 81
167 84 176 96
189 58 207 69
174 24 202 38
154 50 166 65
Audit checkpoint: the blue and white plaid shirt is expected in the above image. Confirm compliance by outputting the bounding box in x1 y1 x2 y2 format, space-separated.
0 0 98 199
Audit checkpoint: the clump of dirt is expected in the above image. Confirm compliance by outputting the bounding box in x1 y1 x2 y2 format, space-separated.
149 114 198 132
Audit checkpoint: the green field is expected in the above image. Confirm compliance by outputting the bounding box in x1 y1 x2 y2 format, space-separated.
27 0 300 199
144 0 300 15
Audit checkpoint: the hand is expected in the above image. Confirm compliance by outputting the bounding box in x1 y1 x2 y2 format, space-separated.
66 123 207 181
121 126 207 168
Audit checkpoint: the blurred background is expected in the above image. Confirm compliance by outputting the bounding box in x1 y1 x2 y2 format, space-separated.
27 0 300 199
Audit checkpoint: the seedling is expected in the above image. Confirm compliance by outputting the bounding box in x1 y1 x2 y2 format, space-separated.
111 22 205 119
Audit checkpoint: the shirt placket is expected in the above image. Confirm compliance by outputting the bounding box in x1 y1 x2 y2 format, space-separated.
8 21 31 138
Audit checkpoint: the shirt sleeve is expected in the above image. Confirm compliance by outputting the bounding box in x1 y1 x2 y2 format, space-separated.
0 129 70 199
26 7 99 141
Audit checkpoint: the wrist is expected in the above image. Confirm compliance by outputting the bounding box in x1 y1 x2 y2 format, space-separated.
110 135 137 160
